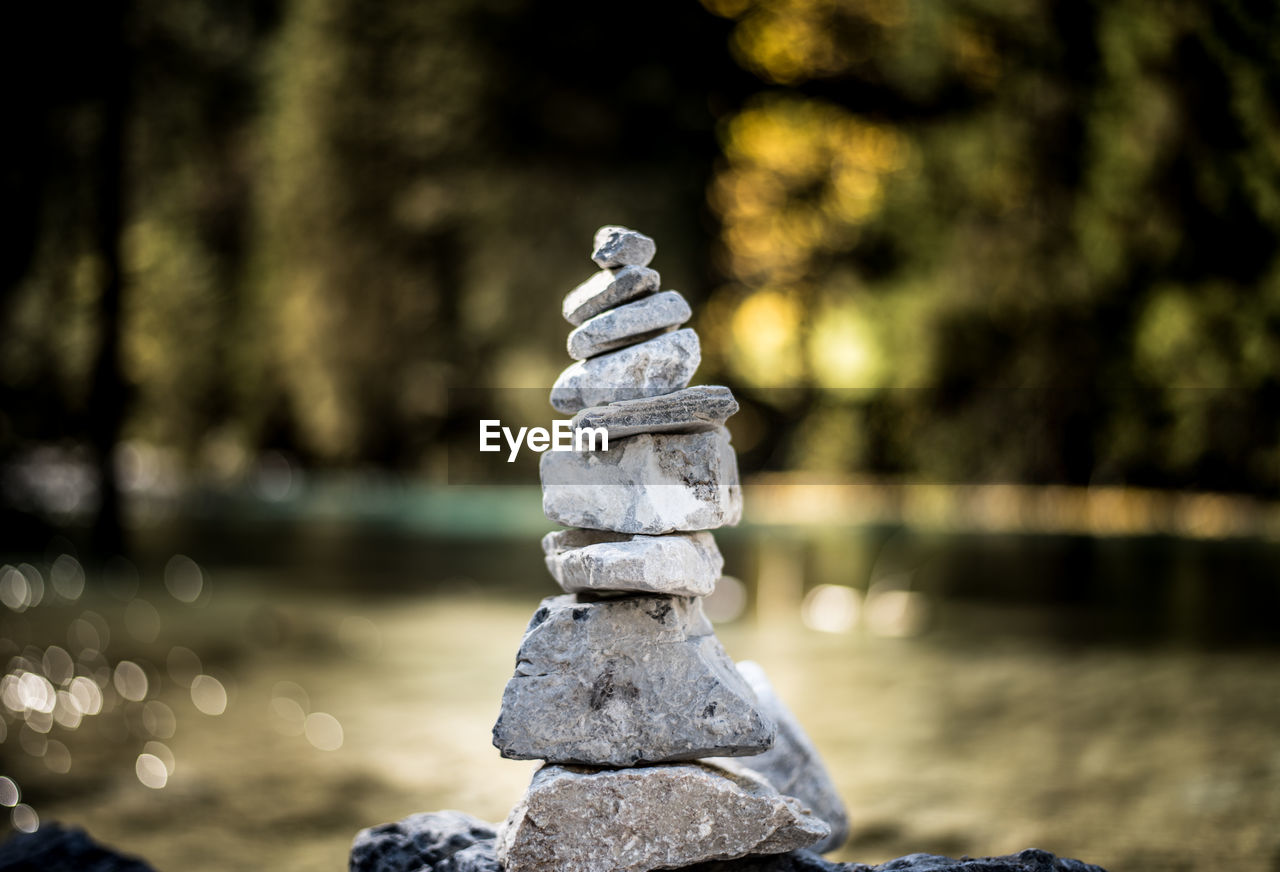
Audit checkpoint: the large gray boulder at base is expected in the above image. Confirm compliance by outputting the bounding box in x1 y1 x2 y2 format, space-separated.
549 328 701 413
492 594 774 765
542 528 723 596
348 811 1109 872
710 661 850 854
496 762 829 872
540 426 742 534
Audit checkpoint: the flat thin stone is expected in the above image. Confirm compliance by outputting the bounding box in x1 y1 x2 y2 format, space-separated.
540 426 741 534
496 762 829 872
591 225 657 269
542 529 723 596
567 290 691 360
348 812 1110 872
710 662 850 854
571 385 739 439
562 265 660 326
491 594 773 765
550 328 700 414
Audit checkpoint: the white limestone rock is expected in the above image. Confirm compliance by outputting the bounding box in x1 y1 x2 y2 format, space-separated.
541 529 723 596
550 328 700 414
540 426 741 534
570 384 739 439
710 661 851 853
495 762 829 872
491 594 773 765
591 225 657 269
562 265 661 326
567 290 691 360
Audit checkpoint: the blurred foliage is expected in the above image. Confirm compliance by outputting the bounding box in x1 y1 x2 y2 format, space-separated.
702 0 1280 492
3 0 1280 523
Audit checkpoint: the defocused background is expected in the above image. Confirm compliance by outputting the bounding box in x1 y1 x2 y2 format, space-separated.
2 1 1279 870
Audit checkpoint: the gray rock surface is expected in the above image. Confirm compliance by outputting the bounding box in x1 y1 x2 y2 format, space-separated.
495 762 829 872
542 528 723 596
571 384 740 439
349 810 498 872
0 823 156 872
550 328 701 413
568 290 691 360
540 426 742 534
591 225 657 269
710 661 850 853
562 265 661 326
492 593 774 765
348 812 1109 872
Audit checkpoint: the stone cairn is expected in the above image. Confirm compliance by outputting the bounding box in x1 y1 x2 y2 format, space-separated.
348 228 1107 872
490 226 848 872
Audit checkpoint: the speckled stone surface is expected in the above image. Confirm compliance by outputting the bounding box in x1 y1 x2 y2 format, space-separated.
550 328 701 413
492 594 774 766
562 265 661 326
496 762 829 872
540 425 741 534
710 662 850 854
591 225 657 269
571 384 739 439
567 290 691 360
349 810 498 872
542 529 723 596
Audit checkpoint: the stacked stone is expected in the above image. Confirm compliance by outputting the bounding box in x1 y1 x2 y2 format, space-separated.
490 227 849 872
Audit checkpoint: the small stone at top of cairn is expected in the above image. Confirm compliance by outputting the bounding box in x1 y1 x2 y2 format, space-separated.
489 225 851 872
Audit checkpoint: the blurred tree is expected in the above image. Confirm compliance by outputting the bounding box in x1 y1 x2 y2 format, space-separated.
701 0 1280 494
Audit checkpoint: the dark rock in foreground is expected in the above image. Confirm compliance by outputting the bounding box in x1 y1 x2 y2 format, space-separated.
0 824 155 872
350 810 499 872
349 812 1108 872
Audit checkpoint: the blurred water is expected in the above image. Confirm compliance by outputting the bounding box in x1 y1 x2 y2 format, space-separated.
0 511 1278 871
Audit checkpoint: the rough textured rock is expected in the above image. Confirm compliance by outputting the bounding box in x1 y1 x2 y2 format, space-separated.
348 813 1108 872
562 265 661 326
591 225 657 269
550 328 701 413
541 425 741 534
496 762 829 872
0 824 156 872
568 290 691 360
542 528 723 596
710 661 850 853
571 384 740 439
349 810 498 872
492 593 773 765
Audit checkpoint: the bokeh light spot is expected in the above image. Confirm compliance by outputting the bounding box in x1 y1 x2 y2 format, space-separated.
191 675 227 716
304 712 343 751
49 555 85 601
164 554 204 603
135 753 168 789
44 740 71 774
801 584 862 633
113 661 149 702
11 803 38 833
166 647 202 687
0 777 18 807
704 576 748 623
